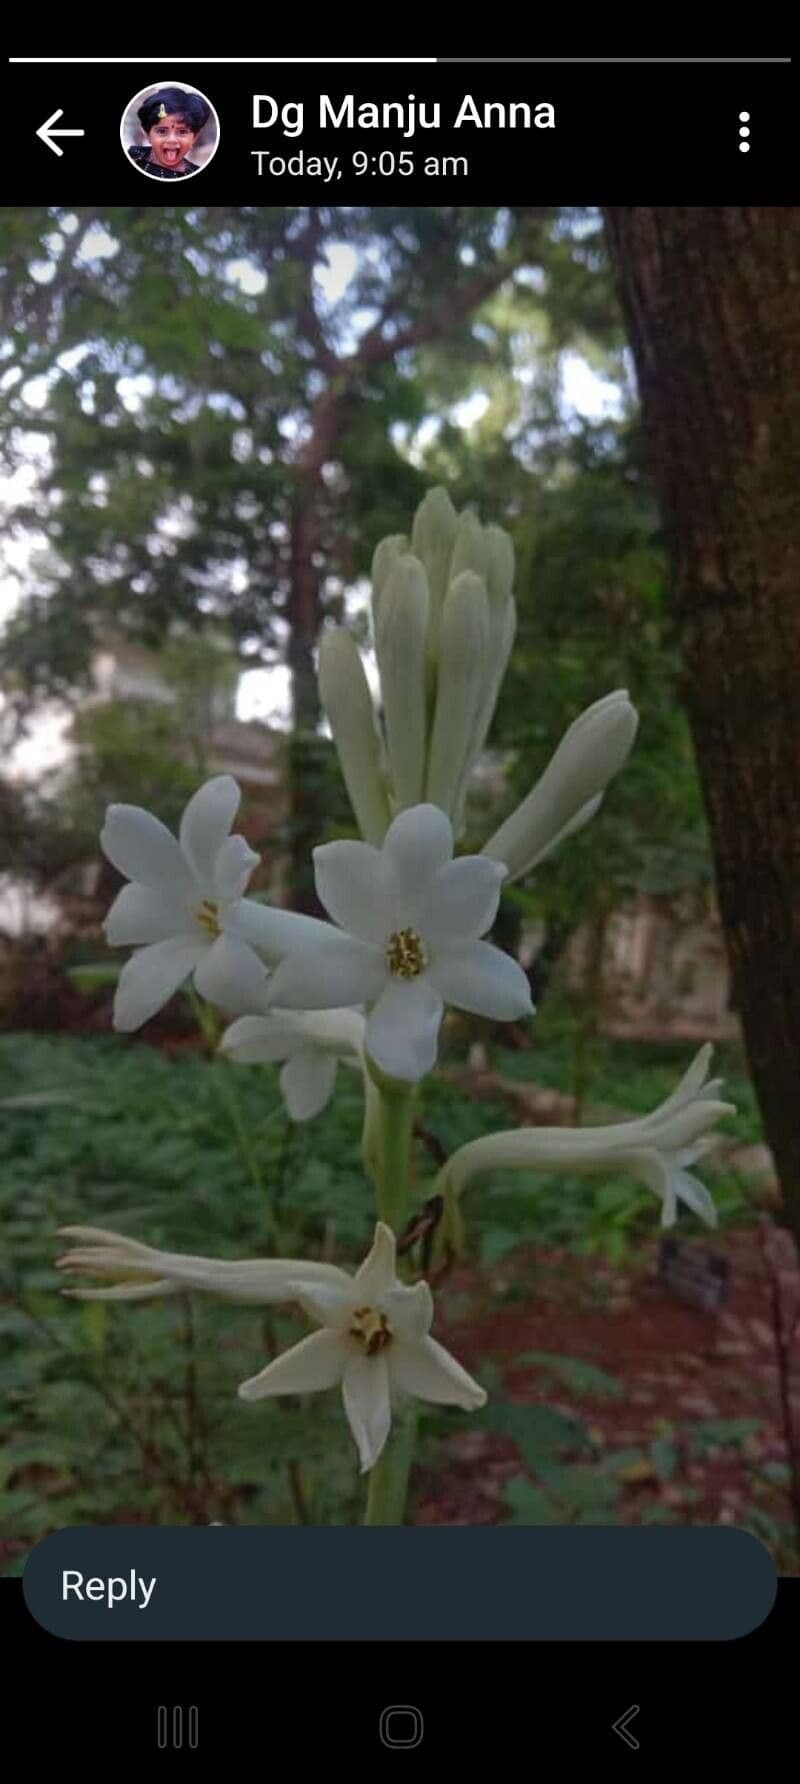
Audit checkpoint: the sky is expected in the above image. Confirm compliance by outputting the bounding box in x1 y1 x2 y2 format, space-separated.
1 231 623 774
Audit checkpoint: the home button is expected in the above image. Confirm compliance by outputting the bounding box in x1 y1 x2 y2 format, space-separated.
379 1706 424 1748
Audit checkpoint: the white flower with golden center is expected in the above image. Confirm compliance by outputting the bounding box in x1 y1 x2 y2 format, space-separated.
237 1223 487 1473
264 803 534 1082
101 775 331 1031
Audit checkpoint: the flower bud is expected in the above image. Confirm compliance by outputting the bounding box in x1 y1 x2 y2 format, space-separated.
371 533 408 635
411 487 458 609
452 597 517 836
484 523 515 608
375 552 430 809
425 571 490 815
411 487 458 677
449 508 489 585
318 628 390 847
483 690 638 881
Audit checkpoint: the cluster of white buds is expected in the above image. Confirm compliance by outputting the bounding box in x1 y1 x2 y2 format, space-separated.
320 488 517 842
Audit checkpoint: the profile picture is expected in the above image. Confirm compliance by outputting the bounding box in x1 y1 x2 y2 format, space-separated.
121 82 219 181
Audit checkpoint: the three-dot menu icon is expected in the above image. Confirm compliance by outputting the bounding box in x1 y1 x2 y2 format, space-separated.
739 112 751 152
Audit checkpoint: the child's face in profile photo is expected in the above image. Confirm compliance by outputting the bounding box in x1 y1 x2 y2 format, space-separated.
146 112 199 171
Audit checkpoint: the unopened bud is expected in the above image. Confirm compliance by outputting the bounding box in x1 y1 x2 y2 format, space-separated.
371 534 408 634
483 690 638 881
485 523 515 608
318 628 391 846
376 553 430 809
425 571 490 815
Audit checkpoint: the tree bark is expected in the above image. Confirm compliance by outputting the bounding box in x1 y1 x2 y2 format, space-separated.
602 207 800 1238
285 386 346 915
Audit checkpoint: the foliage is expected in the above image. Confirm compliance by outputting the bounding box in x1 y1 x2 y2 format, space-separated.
0 1021 764 1567
0 206 557 725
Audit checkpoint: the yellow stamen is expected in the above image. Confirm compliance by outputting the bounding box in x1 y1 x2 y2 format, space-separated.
386 927 426 979
196 898 221 938
349 1306 392 1356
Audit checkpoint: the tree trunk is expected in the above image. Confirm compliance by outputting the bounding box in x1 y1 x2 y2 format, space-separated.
285 388 345 916
602 207 800 1239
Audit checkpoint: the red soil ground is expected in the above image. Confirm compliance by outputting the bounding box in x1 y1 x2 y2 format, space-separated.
420 1226 800 1566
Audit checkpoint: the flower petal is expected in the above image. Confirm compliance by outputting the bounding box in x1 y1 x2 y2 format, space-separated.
101 804 194 895
280 1049 338 1121
63 1279 180 1302
382 1280 434 1340
382 804 454 906
238 1329 347 1400
419 856 506 946
104 881 192 946
313 839 395 943
266 933 386 1011
287 1277 354 1329
233 899 335 963
113 938 205 1031
365 979 443 1082
220 1013 301 1064
179 776 241 887
342 1352 392 1473
353 1222 397 1302
193 934 268 1015
673 1168 718 1228
389 1334 487 1410
213 833 260 902
648 1043 714 1121
427 941 534 1021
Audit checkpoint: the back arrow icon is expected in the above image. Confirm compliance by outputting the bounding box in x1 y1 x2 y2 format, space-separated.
612 1705 640 1750
36 110 85 157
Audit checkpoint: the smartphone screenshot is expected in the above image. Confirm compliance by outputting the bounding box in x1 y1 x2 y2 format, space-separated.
1 36 797 1762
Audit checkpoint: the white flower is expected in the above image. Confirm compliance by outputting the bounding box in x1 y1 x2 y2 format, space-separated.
220 1008 366 1122
438 1044 733 1229
238 1222 486 1473
57 1222 486 1475
264 803 534 1083
55 1225 350 1302
482 690 639 882
101 775 331 1031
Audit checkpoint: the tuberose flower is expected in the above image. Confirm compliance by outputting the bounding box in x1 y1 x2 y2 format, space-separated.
101 775 330 1031
436 1044 733 1229
56 1221 486 1475
220 1007 366 1122
55 1225 349 1302
263 803 534 1082
238 1222 486 1473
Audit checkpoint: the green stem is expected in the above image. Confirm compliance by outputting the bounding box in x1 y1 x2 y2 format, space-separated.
373 1078 415 1231
365 1406 419 1526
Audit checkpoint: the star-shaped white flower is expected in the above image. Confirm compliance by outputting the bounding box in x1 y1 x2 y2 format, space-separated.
264 803 534 1082
101 775 329 1032
238 1222 486 1473
219 1008 365 1122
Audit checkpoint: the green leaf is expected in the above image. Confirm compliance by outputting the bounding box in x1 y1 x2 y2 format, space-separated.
484 1401 584 1469
650 1438 678 1481
688 1418 760 1455
513 1352 623 1398
536 1463 621 1511
480 1226 521 1265
502 1475 561 1525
